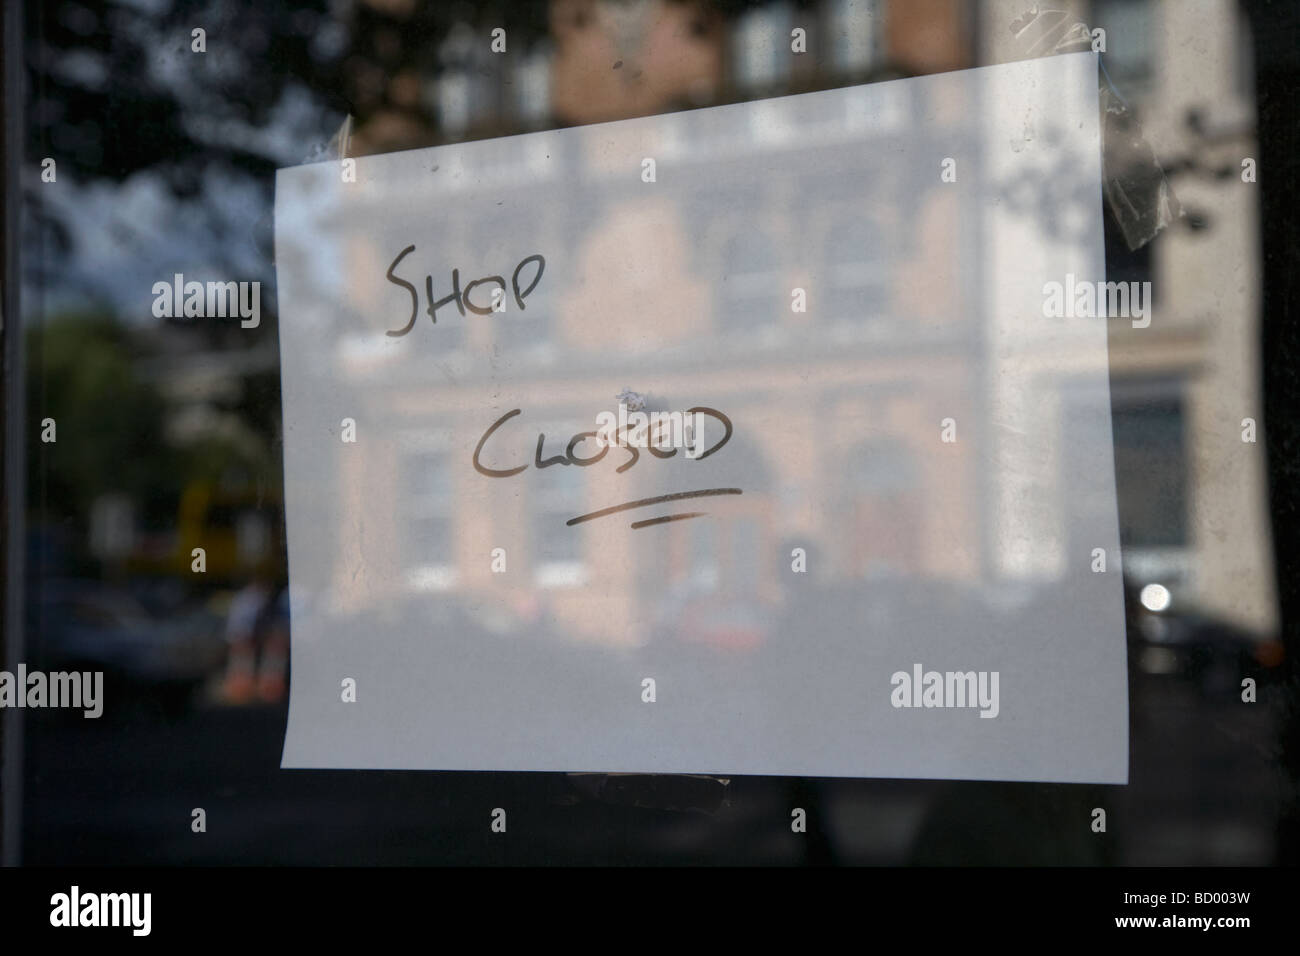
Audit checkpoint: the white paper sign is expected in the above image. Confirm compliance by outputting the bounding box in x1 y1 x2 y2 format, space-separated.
275 52 1127 783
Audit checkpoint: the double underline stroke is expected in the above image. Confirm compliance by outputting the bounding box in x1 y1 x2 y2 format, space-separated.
566 488 743 529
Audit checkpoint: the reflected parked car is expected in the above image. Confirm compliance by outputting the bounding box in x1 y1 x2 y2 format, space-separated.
1125 576 1285 696
26 579 227 717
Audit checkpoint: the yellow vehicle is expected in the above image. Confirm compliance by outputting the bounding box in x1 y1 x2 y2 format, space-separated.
128 481 284 585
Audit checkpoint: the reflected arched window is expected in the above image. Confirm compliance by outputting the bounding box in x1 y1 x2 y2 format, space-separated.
850 440 915 494
823 217 891 324
1092 0 1154 91
842 438 920 577
437 21 498 136
684 433 772 593
733 3 794 91
830 0 884 76
400 447 457 590
531 450 586 587
719 231 782 331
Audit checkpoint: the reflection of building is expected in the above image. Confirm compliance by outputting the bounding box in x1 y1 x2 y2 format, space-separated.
980 0 1275 635
342 0 1274 639
331 58 981 644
